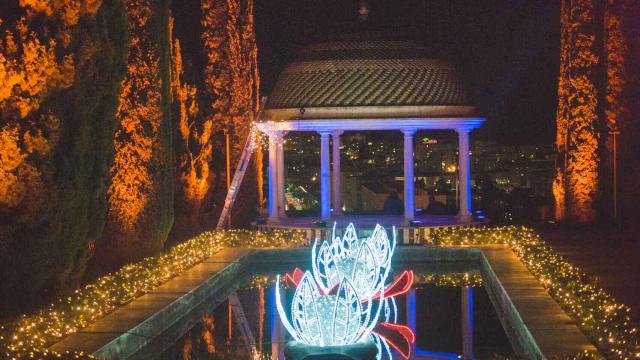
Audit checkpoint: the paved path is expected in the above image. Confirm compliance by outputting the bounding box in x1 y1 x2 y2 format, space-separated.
481 245 596 358
49 247 251 355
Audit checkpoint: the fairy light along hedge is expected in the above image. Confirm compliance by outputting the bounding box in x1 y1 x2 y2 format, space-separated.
0 228 307 359
3 226 637 359
415 273 483 288
428 226 639 360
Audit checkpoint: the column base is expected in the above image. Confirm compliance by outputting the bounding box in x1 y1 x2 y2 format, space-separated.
457 213 473 223
268 216 281 224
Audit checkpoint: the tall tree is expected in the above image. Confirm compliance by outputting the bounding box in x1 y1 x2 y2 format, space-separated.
171 16 214 237
197 0 228 228
199 0 259 228
97 0 173 267
227 0 260 226
553 0 600 223
553 0 572 222
0 0 128 313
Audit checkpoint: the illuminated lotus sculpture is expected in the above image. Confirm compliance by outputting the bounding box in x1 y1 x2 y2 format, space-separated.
275 224 415 359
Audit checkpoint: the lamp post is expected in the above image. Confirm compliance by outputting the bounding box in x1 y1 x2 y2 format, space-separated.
609 130 620 224
226 130 232 228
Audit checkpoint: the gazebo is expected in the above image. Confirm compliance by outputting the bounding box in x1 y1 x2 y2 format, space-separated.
256 38 484 226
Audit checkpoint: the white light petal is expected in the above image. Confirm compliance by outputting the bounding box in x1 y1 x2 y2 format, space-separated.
291 272 323 345
351 241 380 298
332 277 363 345
275 275 302 342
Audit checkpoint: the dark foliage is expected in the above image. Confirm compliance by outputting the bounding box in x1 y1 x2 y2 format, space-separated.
0 0 129 316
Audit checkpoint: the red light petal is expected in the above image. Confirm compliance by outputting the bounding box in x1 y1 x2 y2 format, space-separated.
284 267 304 287
372 322 415 359
372 270 414 301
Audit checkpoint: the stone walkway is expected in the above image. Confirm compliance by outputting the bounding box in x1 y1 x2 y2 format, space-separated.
49 247 251 357
480 245 596 358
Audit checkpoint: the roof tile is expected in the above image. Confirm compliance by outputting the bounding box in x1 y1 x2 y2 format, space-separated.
267 40 472 109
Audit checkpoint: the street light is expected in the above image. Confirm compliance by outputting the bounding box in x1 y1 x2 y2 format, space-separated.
609 130 620 224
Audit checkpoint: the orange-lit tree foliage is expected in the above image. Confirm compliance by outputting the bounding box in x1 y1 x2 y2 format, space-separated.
258 286 264 353
554 0 600 223
201 0 231 132
97 0 173 267
171 18 214 236
553 0 571 222
0 0 128 314
200 0 259 227
200 0 231 224
604 0 628 134
227 0 260 226
178 312 216 359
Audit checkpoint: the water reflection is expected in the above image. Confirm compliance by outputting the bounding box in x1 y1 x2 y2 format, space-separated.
409 287 473 360
165 270 513 360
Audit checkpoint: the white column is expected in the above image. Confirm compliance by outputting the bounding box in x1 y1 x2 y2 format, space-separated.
332 130 343 216
319 131 331 221
457 128 472 221
462 286 473 360
276 132 287 218
403 129 416 222
268 132 278 221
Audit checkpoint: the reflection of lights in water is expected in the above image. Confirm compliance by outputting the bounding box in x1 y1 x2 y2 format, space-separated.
275 223 415 359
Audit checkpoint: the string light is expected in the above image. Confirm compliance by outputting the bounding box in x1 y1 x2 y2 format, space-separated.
0 228 307 359
3 225 636 359
276 223 394 347
415 273 483 288
428 226 639 360
311 223 395 298
276 223 415 360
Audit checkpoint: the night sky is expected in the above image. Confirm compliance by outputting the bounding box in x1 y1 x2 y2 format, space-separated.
0 1 590 145
172 0 562 145
252 0 560 145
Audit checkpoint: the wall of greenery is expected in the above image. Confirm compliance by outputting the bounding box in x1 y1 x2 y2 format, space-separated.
1 0 260 317
0 0 129 316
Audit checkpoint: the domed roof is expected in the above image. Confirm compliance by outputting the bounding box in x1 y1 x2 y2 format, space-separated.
262 38 475 121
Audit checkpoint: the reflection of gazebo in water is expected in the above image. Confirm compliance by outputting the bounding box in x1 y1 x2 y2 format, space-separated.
256 37 484 229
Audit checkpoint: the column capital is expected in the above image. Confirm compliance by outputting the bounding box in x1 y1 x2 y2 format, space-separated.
401 128 417 136
455 127 473 135
266 130 285 138
318 130 332 138
332 130 344 137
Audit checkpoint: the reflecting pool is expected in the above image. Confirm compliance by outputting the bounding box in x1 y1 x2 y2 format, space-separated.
158 261 514 360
